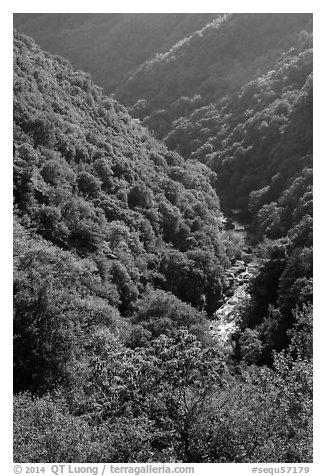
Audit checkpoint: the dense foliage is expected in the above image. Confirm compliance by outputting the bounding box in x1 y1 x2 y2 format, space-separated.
13 13 218 93
14 315 312 462
119 14 311 133
13 22 312 464
112 15 313 367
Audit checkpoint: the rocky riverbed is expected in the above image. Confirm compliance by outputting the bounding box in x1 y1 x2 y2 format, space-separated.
210 258 260 344
210 213 261 346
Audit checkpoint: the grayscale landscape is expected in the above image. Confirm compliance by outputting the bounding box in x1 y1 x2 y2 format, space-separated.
13 13 313 463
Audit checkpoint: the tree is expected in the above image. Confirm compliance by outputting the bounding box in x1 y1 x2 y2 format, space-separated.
77 171 101 198
239 328 263 364
128 183 153 209
87 330 225 462
131 288 207 342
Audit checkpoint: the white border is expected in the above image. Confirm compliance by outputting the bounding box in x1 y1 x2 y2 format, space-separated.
2 2 323 474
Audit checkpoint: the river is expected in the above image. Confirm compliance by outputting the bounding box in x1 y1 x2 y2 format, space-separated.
209 210 260 346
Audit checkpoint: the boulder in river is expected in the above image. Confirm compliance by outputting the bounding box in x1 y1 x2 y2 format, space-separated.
238 272 251 282
233 265 246 274
235 260 245 267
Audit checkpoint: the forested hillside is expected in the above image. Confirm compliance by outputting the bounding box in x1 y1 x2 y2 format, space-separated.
13 26 235 373
13 20 312 464
136 17 313 366
118 14 311 114
13 13 219 93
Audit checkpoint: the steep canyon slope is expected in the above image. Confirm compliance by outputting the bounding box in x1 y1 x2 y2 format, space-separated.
13 13 219 93
13 20 313 463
